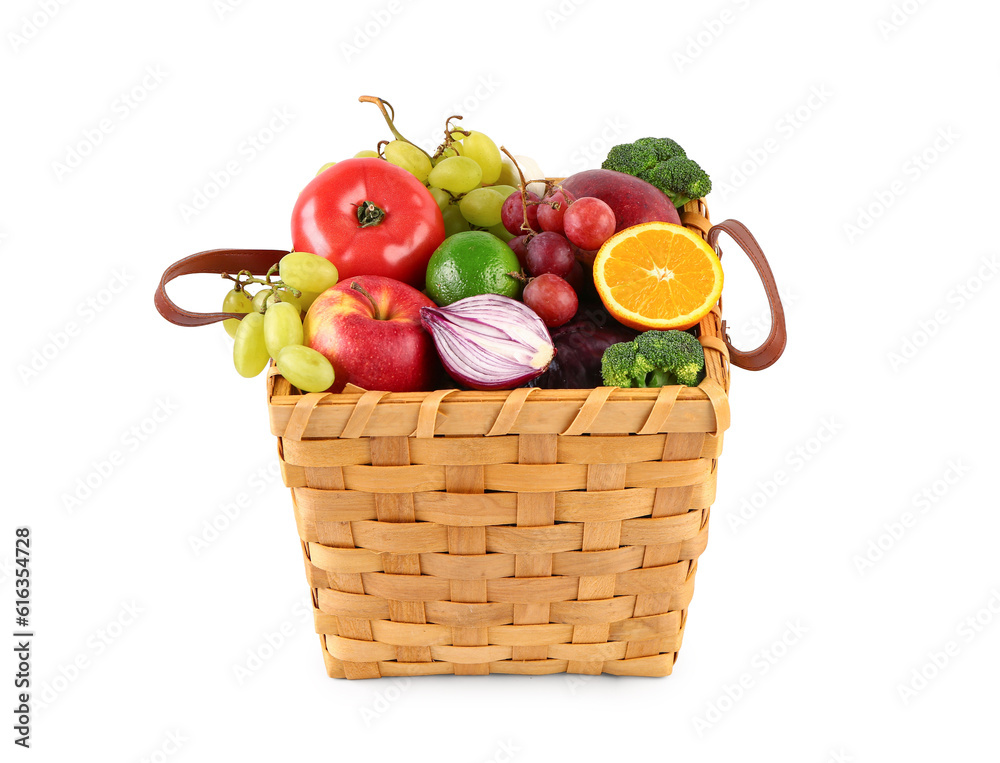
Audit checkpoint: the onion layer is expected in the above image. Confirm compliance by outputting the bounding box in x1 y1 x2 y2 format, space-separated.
420 294 556 390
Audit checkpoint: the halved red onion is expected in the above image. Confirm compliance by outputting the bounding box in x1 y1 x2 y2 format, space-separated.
420 294 556 390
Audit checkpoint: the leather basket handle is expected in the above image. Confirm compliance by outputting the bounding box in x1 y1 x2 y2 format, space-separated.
707 220 786 371
154 248 288 326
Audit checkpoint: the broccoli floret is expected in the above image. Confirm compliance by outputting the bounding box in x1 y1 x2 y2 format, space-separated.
601 136 710 207
641 157 713 207
633 137 687 163
634 330 705 386
600 331 705 388
602 143 658 176
600 341 650 387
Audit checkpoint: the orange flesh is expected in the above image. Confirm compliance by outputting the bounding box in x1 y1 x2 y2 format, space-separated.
594 224 723 330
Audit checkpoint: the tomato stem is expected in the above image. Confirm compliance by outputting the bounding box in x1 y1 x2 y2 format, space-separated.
356 200 386 228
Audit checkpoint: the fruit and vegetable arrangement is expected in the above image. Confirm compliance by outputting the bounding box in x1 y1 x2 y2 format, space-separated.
221 96 724 395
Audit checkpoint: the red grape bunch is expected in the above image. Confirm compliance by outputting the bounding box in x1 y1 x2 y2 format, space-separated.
500 178 616 328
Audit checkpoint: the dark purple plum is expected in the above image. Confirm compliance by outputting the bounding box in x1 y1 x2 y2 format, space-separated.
531 305 638 389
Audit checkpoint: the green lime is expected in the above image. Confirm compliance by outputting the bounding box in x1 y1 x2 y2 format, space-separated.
425 231 523 306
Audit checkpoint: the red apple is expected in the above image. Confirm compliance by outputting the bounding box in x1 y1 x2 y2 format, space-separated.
303 275 441 392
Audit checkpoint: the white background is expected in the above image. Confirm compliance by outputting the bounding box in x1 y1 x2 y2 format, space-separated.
4 0 999 760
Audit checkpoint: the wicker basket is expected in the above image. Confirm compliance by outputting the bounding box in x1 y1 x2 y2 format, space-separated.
155 199 785 679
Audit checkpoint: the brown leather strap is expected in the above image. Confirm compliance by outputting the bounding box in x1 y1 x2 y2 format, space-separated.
707 220 786 371
154 248 288 326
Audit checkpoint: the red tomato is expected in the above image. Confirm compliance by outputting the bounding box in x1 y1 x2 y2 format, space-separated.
291 158 445 289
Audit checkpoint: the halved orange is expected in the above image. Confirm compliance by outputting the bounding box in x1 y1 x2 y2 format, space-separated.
593 222 723 331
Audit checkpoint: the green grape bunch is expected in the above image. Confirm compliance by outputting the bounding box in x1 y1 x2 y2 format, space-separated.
222 251 337 392
357 96 516 235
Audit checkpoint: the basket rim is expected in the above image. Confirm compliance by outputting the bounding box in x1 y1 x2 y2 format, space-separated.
269 382 716 406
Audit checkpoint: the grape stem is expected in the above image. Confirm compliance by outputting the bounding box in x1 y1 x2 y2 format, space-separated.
358 95 434 163
445 115 470 138
432 115 469 159
541 182 574 210
221 266 302 299
499 146 535 237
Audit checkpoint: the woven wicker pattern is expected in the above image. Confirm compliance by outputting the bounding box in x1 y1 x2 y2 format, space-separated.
268 200 731 678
